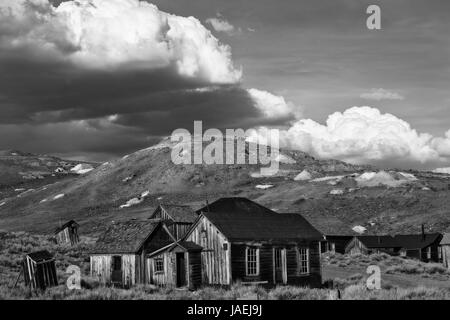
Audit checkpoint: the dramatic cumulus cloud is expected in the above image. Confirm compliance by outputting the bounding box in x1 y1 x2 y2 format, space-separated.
205 15 237 36
250 107 450 169
360 88 405 101
0 0 241 82
0 0 299 158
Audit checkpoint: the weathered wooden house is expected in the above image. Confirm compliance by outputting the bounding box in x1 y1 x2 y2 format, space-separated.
54 220 79 246
23 250 58 290
149 204 198 240
90 220 175 287
394 233 443 262
147 198 323 288
147 240 203 289
345 236 402 255
321 235 354 254
440 233 450 269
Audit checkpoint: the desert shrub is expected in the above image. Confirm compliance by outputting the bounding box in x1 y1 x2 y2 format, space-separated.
268 286 329 300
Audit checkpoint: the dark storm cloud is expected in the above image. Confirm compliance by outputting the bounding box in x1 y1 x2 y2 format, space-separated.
0 0 300 159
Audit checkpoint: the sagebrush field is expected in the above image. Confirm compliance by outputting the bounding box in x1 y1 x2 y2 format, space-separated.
1 230 450 300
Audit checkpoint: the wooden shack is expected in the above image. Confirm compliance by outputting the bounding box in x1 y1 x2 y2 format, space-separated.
23 250 58 290
90 220 175 287
179 197 323 288
149 204 198 240
54 220 79 246
345 236 402 255
394 232 443 262
440 233 450 269
321 235 354 254
147 241 203 289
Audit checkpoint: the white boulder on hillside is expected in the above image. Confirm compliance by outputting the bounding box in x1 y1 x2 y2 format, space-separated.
352 225 367 234
355 171 416 188
70 164 94 175
294 170 312 181
255 184 274 190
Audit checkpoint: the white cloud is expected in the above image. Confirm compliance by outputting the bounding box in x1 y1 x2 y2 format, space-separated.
249 106 450 167
205 17 236 35
247 88 302 120
360 88 404 101
0 0 242 83
433 167 450 174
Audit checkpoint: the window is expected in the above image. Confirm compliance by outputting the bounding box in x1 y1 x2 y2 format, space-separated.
427 247 432 260
154 257 164 274
246 247 259 276
298 248 309 275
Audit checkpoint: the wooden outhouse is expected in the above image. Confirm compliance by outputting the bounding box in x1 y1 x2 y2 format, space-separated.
181 197 324 288
54 220 79 246
23 250 58 290
90 220 175 287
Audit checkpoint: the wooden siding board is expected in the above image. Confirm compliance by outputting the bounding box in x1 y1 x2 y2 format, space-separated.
185 216 230 285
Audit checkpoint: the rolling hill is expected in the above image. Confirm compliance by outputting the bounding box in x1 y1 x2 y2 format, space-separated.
0 139 449 237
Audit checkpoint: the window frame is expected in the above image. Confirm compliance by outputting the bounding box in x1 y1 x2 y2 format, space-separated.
298 247 310 275
245 247 260 276
153 256 165 274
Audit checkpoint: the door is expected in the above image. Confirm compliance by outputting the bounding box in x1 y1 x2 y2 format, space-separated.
274 248 287 284
111 256 122 285
176 253 187 287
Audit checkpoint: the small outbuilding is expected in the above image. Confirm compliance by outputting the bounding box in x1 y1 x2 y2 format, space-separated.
394 233 443 262
345 235 402 255
22 250 58 290
321 235 354 254
440 233 450 269
90 220 175 287
147 241 203 289
54 220 79 246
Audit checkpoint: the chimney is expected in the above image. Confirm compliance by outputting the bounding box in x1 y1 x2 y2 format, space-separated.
421 224 426 241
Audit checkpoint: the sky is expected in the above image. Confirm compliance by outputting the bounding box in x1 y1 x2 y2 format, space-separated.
0 0 449 170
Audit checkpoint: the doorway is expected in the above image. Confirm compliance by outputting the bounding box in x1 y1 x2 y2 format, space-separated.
274 248 287 284
176 253 187 287
111 256 122 285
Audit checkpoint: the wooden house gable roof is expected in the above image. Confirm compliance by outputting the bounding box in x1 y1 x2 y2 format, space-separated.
354 235 401 249
92 220 160 254
54 219 79 234
196 197 277 216
440 233 450 246
152 204 198 223
394 233 442 250
193 199 323 242
27 250 54 263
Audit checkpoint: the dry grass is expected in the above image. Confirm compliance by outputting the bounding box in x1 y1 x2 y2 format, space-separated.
1 231 450 300
323 252 450 281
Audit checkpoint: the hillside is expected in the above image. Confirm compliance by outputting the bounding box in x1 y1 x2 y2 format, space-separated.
0 150 99 201
0 140 449 237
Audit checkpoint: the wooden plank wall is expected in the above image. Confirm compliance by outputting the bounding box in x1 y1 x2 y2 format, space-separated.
90 254 137 286
231 241 322 288
442 245 450 269
188 251 202 289
56 227 79 246
147 252 175 286
23 257 58 290
186 216 230 285
90 255 112 284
